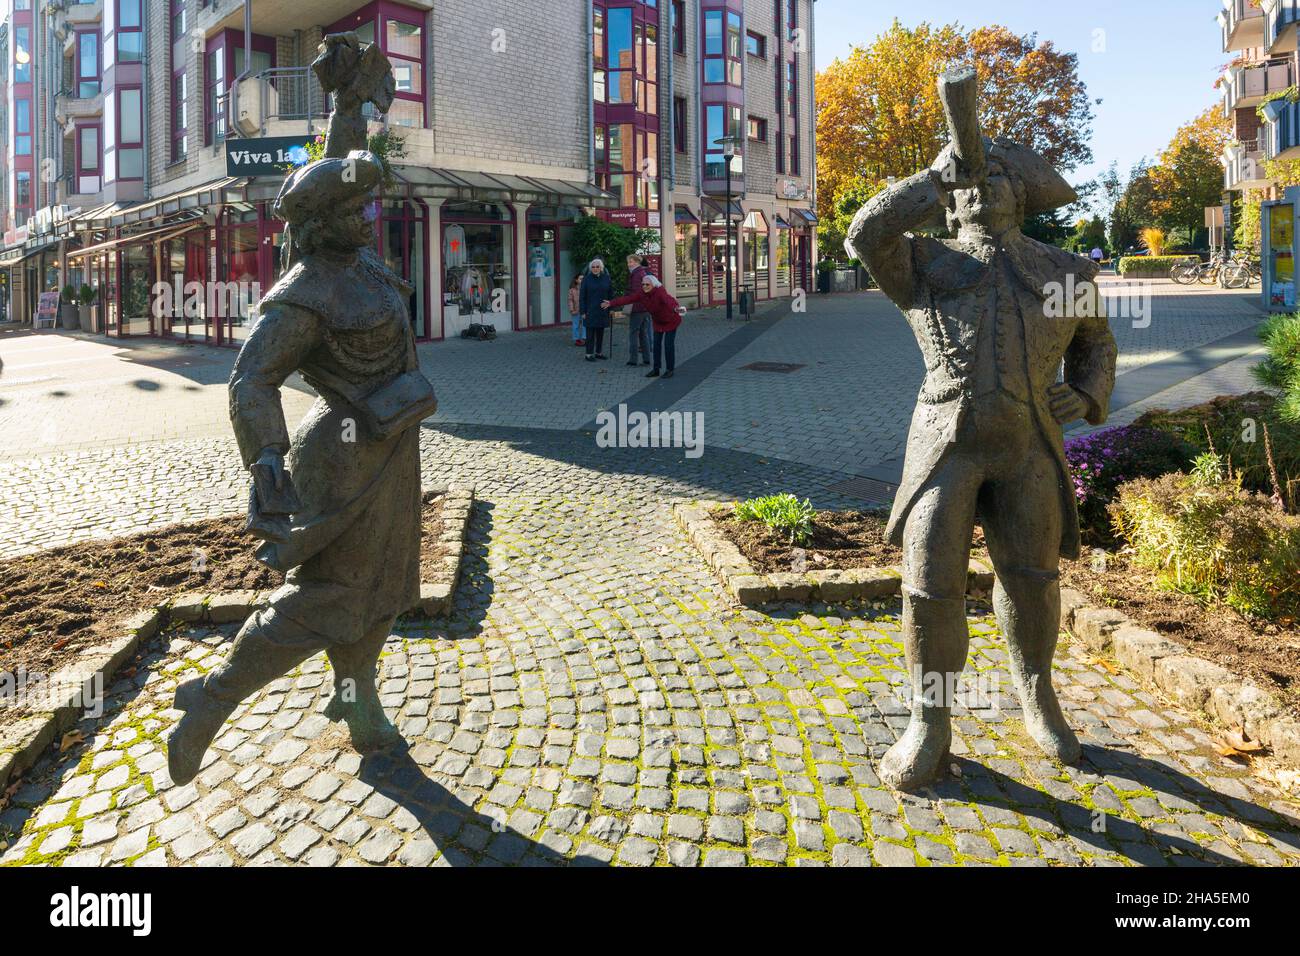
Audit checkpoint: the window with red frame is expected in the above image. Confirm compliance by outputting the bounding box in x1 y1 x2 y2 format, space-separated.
76 30 100 98
171 72 188 162
672 1 685 54
118 86 144 180
673 96 687 153
117 0 143 63
328 4 426 127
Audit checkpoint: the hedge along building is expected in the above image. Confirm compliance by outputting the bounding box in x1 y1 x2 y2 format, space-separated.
0 0 816 341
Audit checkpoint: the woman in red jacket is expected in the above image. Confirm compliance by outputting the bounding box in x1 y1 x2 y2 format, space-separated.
604 274 687 378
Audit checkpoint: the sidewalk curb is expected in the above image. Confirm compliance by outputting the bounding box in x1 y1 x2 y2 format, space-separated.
1060 588 1300 769
0 486 474 795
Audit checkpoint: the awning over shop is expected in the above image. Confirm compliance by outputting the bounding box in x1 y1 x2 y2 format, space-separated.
65 221 203 260
674 205 700 224
0 237 62 268
772 214 792 229
392 165 618 208
100 177 250 229
701 198 744 222
790 207 819 226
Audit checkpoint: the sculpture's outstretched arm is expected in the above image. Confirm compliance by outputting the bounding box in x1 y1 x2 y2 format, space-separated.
229 302 323 467
844 170 944 306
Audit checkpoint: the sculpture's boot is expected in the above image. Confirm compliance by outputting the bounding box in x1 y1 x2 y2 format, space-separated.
167 614 323 784
880 591 969 791
324 618 402 752
995 568 1081 765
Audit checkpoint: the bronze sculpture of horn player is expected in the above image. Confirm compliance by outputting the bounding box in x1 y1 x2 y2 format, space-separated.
846 66 1117 790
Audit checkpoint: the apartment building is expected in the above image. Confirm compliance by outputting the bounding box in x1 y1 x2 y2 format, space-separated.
1219 0 1300 308
0 0 816 336
1219 0 1286 197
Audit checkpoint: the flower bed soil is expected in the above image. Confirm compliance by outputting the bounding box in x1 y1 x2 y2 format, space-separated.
710 507 984 574
1061 555 1300 716
0 495 446 706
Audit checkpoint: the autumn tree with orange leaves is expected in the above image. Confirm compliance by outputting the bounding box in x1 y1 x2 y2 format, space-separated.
1145 106 1231 245
816 20 1097 257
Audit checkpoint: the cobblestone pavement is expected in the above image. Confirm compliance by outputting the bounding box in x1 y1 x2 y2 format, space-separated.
3 494 1299 867
0 425 868 559
1 282 1288 867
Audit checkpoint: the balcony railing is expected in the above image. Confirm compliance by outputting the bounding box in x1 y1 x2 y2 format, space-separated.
1224 137 1270 190
1222 0 1266 53
1223 61 1293 112
1265 0 1300 52
214 66 382 142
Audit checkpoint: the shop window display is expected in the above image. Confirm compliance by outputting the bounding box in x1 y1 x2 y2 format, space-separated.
120 244 152 335
675 214 700 300
442 204 513 336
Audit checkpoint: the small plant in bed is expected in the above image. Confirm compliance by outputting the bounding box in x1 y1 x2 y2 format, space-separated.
733 493 816 544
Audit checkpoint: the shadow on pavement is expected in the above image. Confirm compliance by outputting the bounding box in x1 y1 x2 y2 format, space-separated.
928 744 1300 866
358 744 583 867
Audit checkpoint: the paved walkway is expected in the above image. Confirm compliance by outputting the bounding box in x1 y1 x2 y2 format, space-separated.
0 280 1265 472
3 488 1298 867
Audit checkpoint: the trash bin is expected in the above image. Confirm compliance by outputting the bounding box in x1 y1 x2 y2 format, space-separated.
738 285 755 317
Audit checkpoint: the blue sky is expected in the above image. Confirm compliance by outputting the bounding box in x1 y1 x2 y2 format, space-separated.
814 0 1227 210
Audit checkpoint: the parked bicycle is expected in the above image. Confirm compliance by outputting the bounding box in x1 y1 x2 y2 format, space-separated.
1170 252 1229 285
1219 255 1261 289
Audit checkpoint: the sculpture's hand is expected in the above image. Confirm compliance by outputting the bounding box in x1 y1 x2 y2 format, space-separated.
929 142 979 193
1047 383 1090 425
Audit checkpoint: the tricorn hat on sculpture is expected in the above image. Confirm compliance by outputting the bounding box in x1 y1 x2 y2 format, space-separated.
272 149 383 225
987 137 1079 216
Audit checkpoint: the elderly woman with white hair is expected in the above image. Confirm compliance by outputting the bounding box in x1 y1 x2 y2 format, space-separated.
577 258 614 361
604 272 687 378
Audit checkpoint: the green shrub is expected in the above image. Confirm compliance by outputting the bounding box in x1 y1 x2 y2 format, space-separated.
60 283 77 304
1134 392 1300 509
1116 255 1189 277
78 284 96 306
1253 311 1300 423
733 494 815 544
1110 468 1300 621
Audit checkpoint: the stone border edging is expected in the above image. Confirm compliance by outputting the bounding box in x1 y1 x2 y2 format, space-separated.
0 485 475 794
673 500 994 606
1060 588 1300 768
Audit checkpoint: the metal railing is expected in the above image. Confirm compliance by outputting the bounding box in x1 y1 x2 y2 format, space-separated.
215 66 384 141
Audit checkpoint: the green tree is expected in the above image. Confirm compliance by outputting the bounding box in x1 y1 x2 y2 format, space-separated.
570 215 660 291
816 20 1097 247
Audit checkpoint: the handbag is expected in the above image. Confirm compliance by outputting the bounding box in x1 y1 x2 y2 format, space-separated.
356 369 439 439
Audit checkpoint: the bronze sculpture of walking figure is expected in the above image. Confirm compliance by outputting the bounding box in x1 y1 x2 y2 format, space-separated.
167 33 434 784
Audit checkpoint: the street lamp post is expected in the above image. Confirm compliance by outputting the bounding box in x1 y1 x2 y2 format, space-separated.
718 136 738 321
